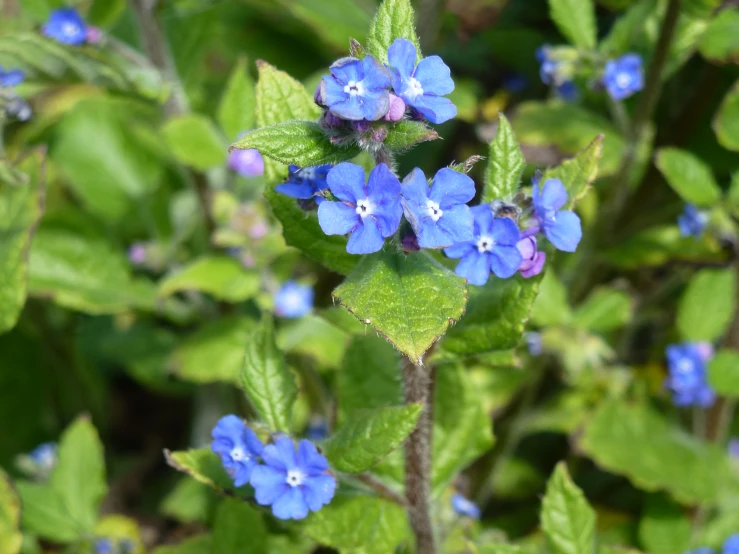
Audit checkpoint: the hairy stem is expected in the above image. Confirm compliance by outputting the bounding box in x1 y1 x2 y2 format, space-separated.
355 473 407 506
403 358 437 554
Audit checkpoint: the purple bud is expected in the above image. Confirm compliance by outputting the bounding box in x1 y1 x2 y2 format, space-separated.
322 111 344 129
314 81 326 107
402 231 420 253
228 149 264 177
352 119 371 133
407 107 426 122
383 94 406 122
85 26 103 44
128 243 147 265
249 221 269 239
695 342 715 363
517 237 546 278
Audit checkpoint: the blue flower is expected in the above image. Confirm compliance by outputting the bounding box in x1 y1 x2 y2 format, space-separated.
444 205 522 286
320 56 391 121
250 436 336 520
228 149 264 178
532 178 582 252
42 8 88 46
536 45 559 85
318 163 403 254
274 281 314 319
305 416 329 441
603 54 644 101
94 538 114 554
517 236 546 278
678 204 708 238
451 493 480 519
387 38 456 124
724 534 739 554
665 343 716 408
525 331 543 357
275 165 332 205
211 415 264 487
401 167 475 249
555 81 579 102
0 66 24 88
28 442 57 471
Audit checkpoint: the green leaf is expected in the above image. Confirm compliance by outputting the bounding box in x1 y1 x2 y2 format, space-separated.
677 267 737 342
241 314 297 432
543 135 603 209
580 400 731 504
302 495 410 554
15 481 80 542
0 469 21 554
276 314 348 369
213 498 268 554
540 462 596 554
655 148 721 206
218 59 257 141
333 250 468 362
573 289 633 332
384 120 439 151
162 114 227 171
159 478 214 525
708 349 739 396
164 448 235 493
0 152 45 335
684 0 722 18
483 113 526 203
600 0 658 56
531 271 573 327
714 81 739 152
231 121 360 170
171 317 257 385
324 404 422 473
441 274 542 357
88 0 125 27
699 8 739 63
638 494 691 554
366 0 421 64
547 0 597 49
265 188 357 275
158 256 260 303
151 534 214 554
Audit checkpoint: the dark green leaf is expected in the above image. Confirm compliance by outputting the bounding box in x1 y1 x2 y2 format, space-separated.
213 498 268 554
714 81 739 152
677 267 737 342
655 148 721 206
15 481 80 542
0 469 22 554
547 0 597 49
158 256 260 303
699 8 739 63
218 58 257 141
384 121 439 151
541 463 596 554
543 135 603 209
638 494 691 554
366 0 421 64
159 478 214 525
483 113 526 203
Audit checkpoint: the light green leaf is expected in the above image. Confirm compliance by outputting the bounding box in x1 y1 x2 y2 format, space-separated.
638 494 691 554
573 289 633 332
0 469 21 554
333 250 468 362
580 400 731 504
88 0 125 27
547 0 597 49
151 534 214 554
707 349 739 397
0 152 45 335
15 481 81 542
164 448 235 493
600 0 658 56
276 314 347 369
162 114 227 171
241 314 297 432
324 405 422 473
543 135 603 209
677 267 737 342
483 113 526 203
699 8 739 63
684 0 722 18
159 478 214 525
715 81 739 152
655 148 721 206
366 0 421 64
531 271 572 327
541 462 596 554
478 543 533 554
265 188 357 275
158 256 259 303
213 498 268 554
218 58 256 140
302 495 410 554
384 120 439 151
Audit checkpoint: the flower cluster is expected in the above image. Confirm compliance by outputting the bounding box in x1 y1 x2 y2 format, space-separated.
536 45 580 100
274 280 314 319
0 65 31 121
211 415 336 520
602 54 644 101
678 204 708 238
42 8 100 46
664 342 716 408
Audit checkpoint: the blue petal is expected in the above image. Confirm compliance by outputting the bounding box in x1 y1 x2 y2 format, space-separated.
297 439 330 474
416 220 453 249
322 75 349 107
490 217 520 246
274 437 298 469
328 94 366 120
540 179 568 211
436 205 474 244
414 55 454 96
275 181 317 199
232 458 258 487
327 163 366 203
372 207 403 238
429 168 475 207
244 426 265 456
0 69 24 87
411 94 457 124
318 201 359 236
251 465 288 505
359 88 390 121
302 474 336 511
400 168 431 206
272 486 309 520
329 56 362 84
544 210 582 252
490 245 523 278
347 219 385 254
361 55 392 90
455 250 492 286
367 163 402 204
444 241 475 259
387 38 417 79
211 415 243 443
470 204 494 237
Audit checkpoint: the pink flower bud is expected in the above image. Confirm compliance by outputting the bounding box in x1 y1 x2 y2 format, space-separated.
383 94 406 122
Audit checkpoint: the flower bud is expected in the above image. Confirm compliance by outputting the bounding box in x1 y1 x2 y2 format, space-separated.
383 94 406 122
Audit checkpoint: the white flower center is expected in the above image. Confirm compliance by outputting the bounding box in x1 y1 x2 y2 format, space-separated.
477 235 495 253
281 290 304 311
62 22 79 37
676 359 694 374
286 469 305 487
343 80 365 96
616 72 631 89
230 446 248 462
356 198 373 218
406 77 424 98
425 200 443 222
301 167 317 180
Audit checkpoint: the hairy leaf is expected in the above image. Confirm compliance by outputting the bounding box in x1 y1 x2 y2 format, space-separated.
218 58 257 140
384 120 439 151
699 8 739 64
541 463 596 554
544 135 603 209
366 0 421 64
483 113 526 203
547 0 597 49
677 267 736 342
655 148 721 206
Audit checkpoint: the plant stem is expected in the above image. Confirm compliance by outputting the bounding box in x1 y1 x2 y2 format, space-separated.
403 357 437 554
354 473 407 506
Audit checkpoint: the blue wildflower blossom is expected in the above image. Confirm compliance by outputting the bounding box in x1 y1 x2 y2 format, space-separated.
29 442 57 472
444 205 522 286
0 66 24 88
42 8 88 46
603 54 644 101
665 342 716 408
274 281 314 319
250 436 337 520
275 165 332 205
532 177 582 252
555 81 579 102
401 167 475 249
678 204 708 238
94 538 114 554
318 163 403 254
211 415 264 487
451 493 481 519
525 331 543 357
320 56 391 121
536 45 559 85
387 38 456 124
724 534 739 554
228 148 264 178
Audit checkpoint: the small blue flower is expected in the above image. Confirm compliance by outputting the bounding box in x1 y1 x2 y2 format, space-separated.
250 436 336 520
93 538 114 554
228 148 264 178
555 81 579 102
536 45 559 85
532 178 582 252
42 8 88 46
318 163 403 254
0 66 25 88
724 534 739 554
401 167 475 249
320 56 391 121
211 415 264 487
387 38 456 124
678 204 708 238
274 281 314 319
444 205 522 286
28 442 57 472
525 331 543 357
665 343 716 408
275 165 332 204
451 493 480 519
603 54 644 101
